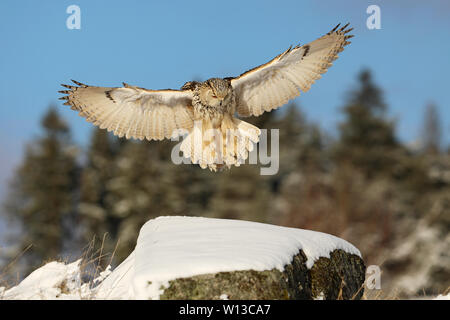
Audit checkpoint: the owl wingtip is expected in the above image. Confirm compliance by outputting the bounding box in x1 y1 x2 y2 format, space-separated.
71 79 88 87
330 22 353 35
331 23 341 32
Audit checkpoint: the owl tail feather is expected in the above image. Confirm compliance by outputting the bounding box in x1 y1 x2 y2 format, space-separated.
180 116 260 171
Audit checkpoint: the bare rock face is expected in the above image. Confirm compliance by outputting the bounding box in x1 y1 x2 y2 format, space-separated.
160 249 365 300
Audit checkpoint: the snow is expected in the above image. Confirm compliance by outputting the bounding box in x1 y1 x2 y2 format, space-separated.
433 293 450 300
313 292 325 300
2 216 363 300
388 221 449 295
1 260 87 299
94 251 135 299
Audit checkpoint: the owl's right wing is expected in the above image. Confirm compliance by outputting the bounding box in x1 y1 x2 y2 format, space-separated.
230 23 353 117
59 80 195 140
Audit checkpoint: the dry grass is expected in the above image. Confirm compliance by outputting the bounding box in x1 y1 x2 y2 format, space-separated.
0 234 119 296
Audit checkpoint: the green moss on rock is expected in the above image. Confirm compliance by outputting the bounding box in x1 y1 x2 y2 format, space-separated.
159 249 365 300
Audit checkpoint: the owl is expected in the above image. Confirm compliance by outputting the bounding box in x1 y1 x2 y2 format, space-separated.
59 23 353 171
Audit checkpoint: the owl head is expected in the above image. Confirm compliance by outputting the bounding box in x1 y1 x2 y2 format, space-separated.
198 78 232 107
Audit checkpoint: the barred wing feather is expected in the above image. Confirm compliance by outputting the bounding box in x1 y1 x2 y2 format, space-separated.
59 81 194 141
231 23 354 117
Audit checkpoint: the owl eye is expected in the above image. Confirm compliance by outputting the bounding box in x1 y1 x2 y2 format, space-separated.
211 94 217 98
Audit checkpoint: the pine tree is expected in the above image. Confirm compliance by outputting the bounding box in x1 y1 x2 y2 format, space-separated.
261 104 305 195
208 165 273 223
298 123 327 171
78 128 121 261
3 107 79 274
105 139 188 261
207 110 280 223
421 103 442 154
335 69 399 177
276 104 310 171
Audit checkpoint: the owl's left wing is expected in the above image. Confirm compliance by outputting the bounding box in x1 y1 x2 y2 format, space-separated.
231 23 353 117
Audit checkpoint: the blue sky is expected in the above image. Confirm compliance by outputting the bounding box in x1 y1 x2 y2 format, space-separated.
0 0 449 218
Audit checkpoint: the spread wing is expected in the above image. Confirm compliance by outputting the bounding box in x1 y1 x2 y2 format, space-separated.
59 80 194 140
231 23 354 117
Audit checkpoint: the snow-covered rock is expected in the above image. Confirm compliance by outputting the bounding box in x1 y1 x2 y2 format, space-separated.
95 216 365 299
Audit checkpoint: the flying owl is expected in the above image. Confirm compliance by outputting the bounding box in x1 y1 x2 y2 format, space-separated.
59 23 353 171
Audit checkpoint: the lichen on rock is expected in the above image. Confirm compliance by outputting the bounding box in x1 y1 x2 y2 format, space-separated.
160 249 365 300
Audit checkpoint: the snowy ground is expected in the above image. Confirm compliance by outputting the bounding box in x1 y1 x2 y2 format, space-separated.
433 293 450 300
0 216 446 300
